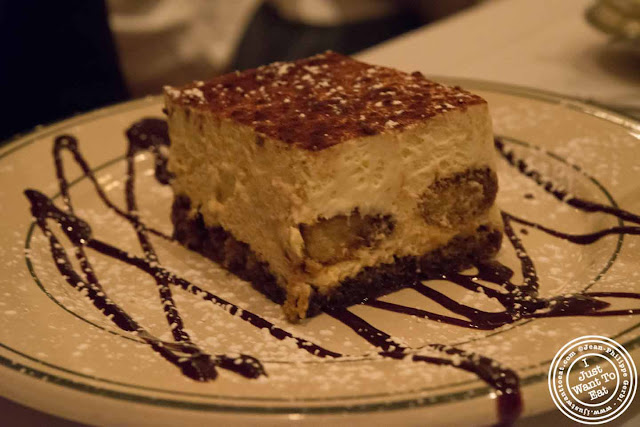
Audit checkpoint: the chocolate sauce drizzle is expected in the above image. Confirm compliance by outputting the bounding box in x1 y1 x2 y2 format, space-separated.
23 122 640 425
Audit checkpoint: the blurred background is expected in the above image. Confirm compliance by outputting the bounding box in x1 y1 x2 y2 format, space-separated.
1 0 638 141
0 0 480 141
0 0 639 425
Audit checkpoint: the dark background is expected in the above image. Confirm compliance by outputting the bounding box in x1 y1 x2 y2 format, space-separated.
0 0 462 141
0 0 431 142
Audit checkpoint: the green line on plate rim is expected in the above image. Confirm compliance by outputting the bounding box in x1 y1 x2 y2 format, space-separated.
15 138 634 407
0 83 638 415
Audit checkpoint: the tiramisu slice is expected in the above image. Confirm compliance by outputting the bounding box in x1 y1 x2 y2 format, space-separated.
164 52 502 322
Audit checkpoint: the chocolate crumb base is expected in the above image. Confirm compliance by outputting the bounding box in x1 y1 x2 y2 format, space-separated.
305 225 502 318
171 195 502 320
171 195 286 305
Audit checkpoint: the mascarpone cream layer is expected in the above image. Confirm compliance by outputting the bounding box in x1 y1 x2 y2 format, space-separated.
166 98 499 291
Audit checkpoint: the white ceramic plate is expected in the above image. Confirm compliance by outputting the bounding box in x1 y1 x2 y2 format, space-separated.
0 80 639 426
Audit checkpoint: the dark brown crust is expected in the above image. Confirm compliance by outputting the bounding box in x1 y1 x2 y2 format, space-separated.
171 195 502 319
164 52 485 151
305 224 502 317
171 195 286 305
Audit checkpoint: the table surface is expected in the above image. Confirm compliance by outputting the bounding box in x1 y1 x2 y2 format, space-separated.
359 0 640 114
2 0 639 425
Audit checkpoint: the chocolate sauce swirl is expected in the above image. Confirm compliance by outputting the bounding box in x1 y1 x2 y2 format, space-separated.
23 122 640 426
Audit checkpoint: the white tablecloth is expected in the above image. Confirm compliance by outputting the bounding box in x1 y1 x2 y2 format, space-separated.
359 0 640 113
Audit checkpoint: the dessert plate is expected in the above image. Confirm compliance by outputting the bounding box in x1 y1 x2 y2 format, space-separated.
0 80 639 426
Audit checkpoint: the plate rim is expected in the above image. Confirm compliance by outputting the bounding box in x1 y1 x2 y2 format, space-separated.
1 79 639 416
